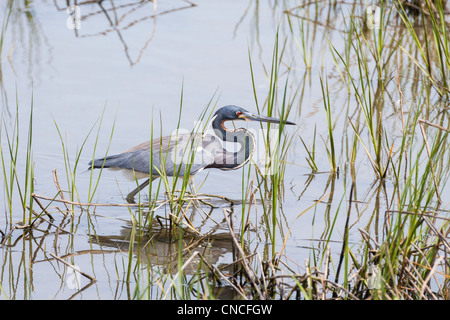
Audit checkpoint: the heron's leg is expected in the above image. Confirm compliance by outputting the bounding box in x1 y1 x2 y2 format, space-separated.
187 175 202 215
188 175 196 195
126 178 150 203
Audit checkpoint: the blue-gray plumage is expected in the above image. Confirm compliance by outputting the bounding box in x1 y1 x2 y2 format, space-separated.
89 105 295 202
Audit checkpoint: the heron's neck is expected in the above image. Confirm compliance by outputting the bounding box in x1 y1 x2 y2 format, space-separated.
212 114 228 141
212 115 248 143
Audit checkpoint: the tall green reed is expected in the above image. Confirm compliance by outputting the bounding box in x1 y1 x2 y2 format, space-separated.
396 0 450 96
319 75 337 173
0 91 34 229
249 31 297 260
52 104 117 219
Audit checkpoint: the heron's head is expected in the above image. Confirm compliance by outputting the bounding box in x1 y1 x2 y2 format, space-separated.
215 105 296 125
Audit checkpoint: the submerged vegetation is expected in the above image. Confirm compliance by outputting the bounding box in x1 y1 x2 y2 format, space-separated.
0 0 449 300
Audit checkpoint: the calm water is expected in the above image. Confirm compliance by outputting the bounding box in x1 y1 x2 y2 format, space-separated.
0 1 447 299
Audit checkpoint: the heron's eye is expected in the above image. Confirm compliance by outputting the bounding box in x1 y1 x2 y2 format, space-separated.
236 111 243 116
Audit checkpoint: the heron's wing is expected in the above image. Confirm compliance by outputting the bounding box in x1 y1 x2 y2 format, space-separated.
122 137 172 154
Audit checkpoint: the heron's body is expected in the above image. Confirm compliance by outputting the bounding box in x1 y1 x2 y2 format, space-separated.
89 105 295 202
90 133 217 178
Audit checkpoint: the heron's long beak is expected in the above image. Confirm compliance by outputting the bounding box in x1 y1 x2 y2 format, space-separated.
241 112 296 125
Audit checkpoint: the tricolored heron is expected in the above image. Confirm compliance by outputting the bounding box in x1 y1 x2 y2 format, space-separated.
89 105 295 202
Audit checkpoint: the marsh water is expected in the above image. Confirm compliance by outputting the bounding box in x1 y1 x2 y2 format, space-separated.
0 1 449 300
